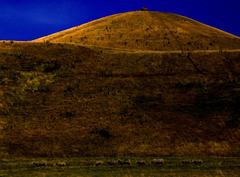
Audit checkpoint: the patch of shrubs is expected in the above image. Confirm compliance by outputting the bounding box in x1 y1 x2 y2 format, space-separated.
177 85 240 125
63 82 80 95
226 91 240 128
133 95 163 111
41 61 61 73
175 81 203 89
91 128 112 139
60 111 76 118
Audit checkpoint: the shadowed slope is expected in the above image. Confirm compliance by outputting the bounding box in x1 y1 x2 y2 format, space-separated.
0 42 240 157
34 11 240 51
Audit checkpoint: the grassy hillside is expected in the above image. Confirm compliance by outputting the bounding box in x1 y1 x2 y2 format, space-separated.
0 42 240 157
34 11 240 51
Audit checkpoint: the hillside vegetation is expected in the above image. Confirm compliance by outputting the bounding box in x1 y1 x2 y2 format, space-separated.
1 11 240 157
0 42 240 157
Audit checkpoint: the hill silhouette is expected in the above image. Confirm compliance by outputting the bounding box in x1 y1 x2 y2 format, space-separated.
0 11 240 157
34 11 240 51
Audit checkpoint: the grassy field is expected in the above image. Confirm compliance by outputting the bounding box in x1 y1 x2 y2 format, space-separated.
1 167 240 177
0 157 239 177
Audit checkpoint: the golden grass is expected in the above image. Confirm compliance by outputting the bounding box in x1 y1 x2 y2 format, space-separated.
34 11 240 51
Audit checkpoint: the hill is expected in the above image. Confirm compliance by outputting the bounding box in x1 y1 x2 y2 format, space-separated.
0 41 240 157
0 11 240 157
34 11 240 51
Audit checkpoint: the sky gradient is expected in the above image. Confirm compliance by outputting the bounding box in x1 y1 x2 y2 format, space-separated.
0 0 239 40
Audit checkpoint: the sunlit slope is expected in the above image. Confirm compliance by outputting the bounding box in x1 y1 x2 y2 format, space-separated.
34 11 240 50
0 42 240 157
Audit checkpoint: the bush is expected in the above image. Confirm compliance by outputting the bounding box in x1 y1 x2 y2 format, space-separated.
60 111 76 118
41 61 61 73
133 95 163 111
91 128 112 139
175 81 203 89
19 71 55 93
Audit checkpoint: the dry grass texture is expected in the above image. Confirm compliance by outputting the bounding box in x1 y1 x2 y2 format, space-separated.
34 11 240 51
0 42 240 157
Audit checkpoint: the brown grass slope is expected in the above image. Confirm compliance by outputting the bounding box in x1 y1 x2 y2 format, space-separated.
34 11 240 51
0 42 240 157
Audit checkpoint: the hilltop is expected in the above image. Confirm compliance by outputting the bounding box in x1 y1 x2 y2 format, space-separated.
34 11 240 51
0 11 240 157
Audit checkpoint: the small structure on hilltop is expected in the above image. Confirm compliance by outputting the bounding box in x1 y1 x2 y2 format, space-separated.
140 7 149 11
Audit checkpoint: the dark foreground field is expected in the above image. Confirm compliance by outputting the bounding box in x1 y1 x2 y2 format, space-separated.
0 157 240 177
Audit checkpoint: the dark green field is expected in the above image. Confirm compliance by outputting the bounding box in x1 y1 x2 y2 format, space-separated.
2 167 240 177
0 157 240 177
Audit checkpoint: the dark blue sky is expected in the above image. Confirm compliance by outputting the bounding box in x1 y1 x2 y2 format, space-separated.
0 0 239 40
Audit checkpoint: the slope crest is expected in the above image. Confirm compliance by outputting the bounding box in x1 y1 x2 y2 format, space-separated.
34 11 240 51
